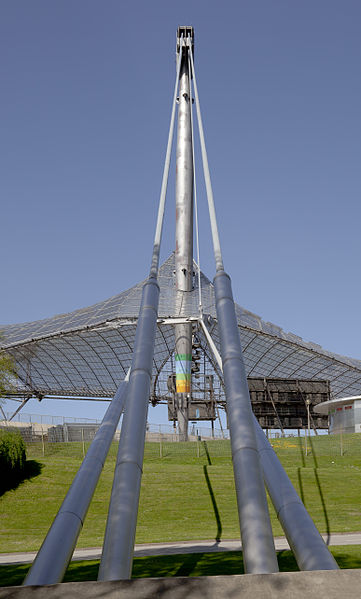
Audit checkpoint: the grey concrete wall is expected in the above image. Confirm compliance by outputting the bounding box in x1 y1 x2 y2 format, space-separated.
1 570 361 599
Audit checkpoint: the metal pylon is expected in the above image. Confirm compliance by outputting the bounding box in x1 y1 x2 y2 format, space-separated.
23 27 339 586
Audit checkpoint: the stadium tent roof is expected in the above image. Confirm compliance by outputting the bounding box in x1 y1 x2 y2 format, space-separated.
1 253 361 401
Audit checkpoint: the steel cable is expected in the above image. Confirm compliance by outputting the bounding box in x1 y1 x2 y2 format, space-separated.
150 35 184 278
188 52 203 315
187 36 224 273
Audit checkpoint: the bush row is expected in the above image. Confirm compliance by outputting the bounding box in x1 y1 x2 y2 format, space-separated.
0 430 26 476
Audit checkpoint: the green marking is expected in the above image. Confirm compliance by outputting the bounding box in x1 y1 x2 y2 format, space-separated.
176 373 191 381
175 354 192 361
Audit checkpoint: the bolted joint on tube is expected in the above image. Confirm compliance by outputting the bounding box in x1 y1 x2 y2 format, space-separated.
213 271 247 365
143 276 160 295
213 270 231 296
131 282 160 378
141 279 160 309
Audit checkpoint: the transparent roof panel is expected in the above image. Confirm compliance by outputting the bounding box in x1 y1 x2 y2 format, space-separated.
1 254 361 400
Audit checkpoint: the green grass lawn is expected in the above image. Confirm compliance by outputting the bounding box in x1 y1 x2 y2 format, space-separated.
0 435 360 554
1 545 361 587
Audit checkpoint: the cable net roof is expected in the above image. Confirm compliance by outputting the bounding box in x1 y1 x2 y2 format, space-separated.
1 254 361 400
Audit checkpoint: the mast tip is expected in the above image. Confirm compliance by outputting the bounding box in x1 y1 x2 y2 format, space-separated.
177 26 194 54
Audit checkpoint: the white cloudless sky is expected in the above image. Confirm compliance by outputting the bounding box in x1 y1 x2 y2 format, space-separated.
1 0 360 422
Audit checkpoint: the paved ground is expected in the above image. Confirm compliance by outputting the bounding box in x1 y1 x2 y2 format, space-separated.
1 532 361 565
2 570 361 599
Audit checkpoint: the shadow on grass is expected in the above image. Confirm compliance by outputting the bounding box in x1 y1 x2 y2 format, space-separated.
0 553 243 587
203 465 222 542
297 437 306 467
0 460 43 497
297 449 331 545
276 550 299 572
64 560 99 583
132 552 244 578
0 564 31 587
309 436 319 469
175 553 203 576
202 441 212 466
1 548 361 587
334 551 361 569
306 437 331 541
313 468 330 544
297 467 305 504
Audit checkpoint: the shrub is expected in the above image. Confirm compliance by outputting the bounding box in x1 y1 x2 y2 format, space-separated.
0 430 26 477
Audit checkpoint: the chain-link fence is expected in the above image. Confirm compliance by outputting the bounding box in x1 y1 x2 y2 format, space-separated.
1 410 102 426
12 433 359 462
0 412 229 443
1 412 360 461
0 412 229 458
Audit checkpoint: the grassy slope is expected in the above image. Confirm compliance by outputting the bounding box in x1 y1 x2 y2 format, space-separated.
0 435 361 553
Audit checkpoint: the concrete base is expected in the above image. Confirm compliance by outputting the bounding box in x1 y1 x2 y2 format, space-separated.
1 570 361 599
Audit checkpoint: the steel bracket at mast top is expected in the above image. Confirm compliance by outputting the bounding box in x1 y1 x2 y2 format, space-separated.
177 26 194 55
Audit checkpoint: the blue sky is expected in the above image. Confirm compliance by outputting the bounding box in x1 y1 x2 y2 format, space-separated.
1 1 360 422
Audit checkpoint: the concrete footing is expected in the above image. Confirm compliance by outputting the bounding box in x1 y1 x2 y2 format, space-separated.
1 570 361 599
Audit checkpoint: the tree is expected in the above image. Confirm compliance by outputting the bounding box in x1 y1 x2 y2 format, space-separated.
0 351 15 398
0 334 16 420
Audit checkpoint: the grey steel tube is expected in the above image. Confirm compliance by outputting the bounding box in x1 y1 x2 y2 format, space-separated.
174 321 192 441
200 317 338 571
175 52 193 292
174 45 194 441
98 277 159 581
254 418 339 570
24 379 129 586
214 271 278 574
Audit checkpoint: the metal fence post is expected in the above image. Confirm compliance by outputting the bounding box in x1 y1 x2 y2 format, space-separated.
41 426 45 457
81 428 85 458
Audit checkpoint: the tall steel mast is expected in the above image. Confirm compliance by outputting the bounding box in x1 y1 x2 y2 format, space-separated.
174 27 194 441
22 28 339 586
